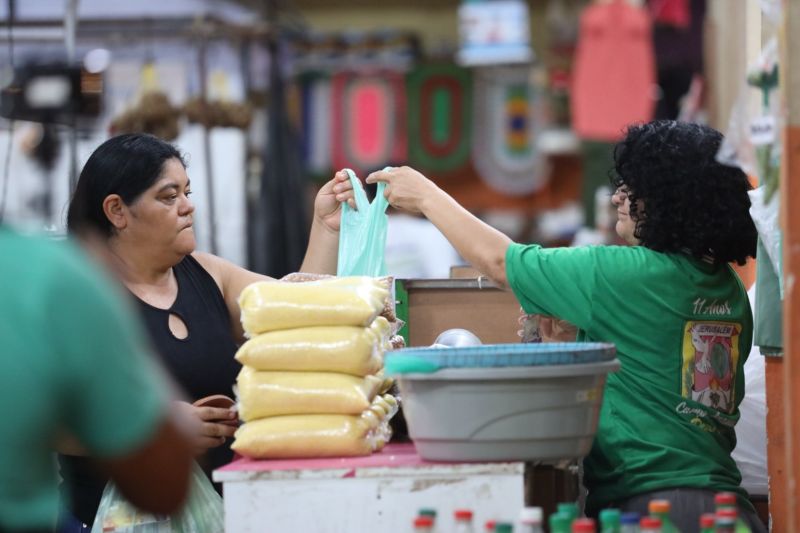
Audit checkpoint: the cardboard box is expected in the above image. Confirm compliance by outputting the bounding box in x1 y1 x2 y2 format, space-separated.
395 278 522 347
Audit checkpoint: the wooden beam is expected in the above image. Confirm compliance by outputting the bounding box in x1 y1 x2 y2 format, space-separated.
779 0 800 530
766 357 787 532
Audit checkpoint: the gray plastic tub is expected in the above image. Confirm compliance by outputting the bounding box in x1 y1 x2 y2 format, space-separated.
397 360 620 462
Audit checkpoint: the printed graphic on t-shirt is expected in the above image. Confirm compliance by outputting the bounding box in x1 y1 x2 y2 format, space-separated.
681 321 741 414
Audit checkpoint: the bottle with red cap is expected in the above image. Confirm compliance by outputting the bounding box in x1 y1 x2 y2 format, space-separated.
716 508 750 533
639 517 662 533
714 492 751 533
647 500 677 533
414 515 435 533
573 518 597 533
714 515 736 533
454 509 476 533
699 513 716 533
484 519 497 532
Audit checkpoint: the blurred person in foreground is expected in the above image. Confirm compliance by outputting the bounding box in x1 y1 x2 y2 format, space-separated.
364 120 764 532
63 133 356 527
0 227 193 532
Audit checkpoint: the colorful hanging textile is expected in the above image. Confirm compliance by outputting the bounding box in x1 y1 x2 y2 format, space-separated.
406 63 472 173
648 0 690 29
331 71 407 176
297 73 333 179
571 0 656 141
471 66 549 195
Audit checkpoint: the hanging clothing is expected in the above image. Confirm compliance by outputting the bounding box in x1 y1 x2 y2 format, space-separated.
754 239 783 354
651 0 706 119
648 0 691 28
571 0 656 141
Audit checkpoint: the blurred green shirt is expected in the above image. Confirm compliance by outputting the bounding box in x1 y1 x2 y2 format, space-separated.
0 229 167 529
506 243 752 512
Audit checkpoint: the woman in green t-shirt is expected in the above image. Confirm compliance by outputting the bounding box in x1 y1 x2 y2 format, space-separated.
363 120 763 532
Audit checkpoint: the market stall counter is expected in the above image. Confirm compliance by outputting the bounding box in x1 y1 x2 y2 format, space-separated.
213 443 524 531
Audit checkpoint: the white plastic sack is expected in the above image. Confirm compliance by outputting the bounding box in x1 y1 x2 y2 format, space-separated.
732 285 767 496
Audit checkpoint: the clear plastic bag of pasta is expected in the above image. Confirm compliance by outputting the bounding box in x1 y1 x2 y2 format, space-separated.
281 272 397 322
239 277 388 335
235 318 390 376
236 367 384 421
91 462 223 533
232 394 398 459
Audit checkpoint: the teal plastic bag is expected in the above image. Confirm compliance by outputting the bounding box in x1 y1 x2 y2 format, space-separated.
337 168 389 277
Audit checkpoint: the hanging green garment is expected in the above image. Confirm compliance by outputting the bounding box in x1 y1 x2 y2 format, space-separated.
754 238 782 355
581 141 615 228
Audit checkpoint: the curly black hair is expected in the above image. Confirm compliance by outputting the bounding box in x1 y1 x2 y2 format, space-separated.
611 120 757 266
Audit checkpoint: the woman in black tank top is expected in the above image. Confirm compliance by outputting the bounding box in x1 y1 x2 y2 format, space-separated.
61 134 357 527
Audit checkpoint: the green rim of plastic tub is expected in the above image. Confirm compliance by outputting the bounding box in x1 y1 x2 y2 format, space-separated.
385 342 616 375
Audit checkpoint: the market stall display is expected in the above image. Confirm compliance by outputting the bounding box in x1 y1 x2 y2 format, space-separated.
233 276 400 459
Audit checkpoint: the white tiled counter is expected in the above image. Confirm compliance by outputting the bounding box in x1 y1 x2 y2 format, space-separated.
214 443 524 532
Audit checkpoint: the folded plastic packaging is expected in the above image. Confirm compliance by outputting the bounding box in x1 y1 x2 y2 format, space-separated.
239 277 388 335
235 323 386 376
236 367 384 421
91 462 223 533
232 395 398 459
281 272 397 322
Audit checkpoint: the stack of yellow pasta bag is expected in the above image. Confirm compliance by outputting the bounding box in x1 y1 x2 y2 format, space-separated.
232 276 400 459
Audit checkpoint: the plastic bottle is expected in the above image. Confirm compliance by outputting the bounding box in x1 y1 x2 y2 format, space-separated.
518 507 544 533
558 502 579 528
495 522 514 533
639 517 662 533
550 513 572 533
714 516 736 533
573 518 597 533
647 500 678 533
599 509 621 533
414 516 435 533
716 509 750 533
484 520 497 532
714 493 751 533
454 509 476 533
417 508 437 531
620 513 640 533
700 513 716 533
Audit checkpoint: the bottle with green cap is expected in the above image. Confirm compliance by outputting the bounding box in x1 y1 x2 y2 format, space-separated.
417 509 437 532
550 513 572 533
599 509 621 533
495 522 514 533
558 502 579 526
647 500 678 533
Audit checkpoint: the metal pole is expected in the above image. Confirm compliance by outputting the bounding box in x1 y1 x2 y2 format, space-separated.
197 35 218 255
65 0 79 196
